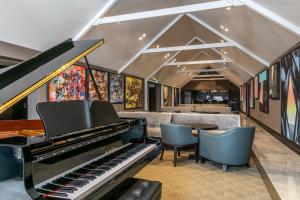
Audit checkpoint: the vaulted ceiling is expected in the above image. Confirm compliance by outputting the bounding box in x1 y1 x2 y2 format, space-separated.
0 0 299 87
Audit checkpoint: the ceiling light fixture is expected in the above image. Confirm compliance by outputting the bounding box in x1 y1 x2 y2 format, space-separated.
226 7 232 10
142 33 146 38
156 44 160 48
220 25 225 29
164 53 170 59
223 51 227 54
224 28 229 32
138 36 143 41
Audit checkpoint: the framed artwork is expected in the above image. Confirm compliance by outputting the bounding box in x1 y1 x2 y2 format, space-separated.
281 46 300 146
110 73 124 103
89 69 108 101
270 62 280 99
163 86 172 106
250 78 255 109
254 76 259 99
240 86 243 101
174 88 179 106
125 76 143 109
49 65 86 101
258 69 269 113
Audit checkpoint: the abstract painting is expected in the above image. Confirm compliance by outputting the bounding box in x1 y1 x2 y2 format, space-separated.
110 73 124 103
270 62 280 99
281 46 300 146
163 86 169 106
89 69 108 101
259 69 269 113
125 76 143 109
250 78 255 109
49 65 86 101
254 76 259 99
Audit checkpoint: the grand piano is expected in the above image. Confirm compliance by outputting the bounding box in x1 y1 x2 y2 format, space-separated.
0 39 161 200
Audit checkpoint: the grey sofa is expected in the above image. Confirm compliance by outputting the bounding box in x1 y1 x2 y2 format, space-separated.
199 127 255 171
118 111 240 138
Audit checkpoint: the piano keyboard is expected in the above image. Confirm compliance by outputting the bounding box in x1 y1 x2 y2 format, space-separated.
35 143 157 200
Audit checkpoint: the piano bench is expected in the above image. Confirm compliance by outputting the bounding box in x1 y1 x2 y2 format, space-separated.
119 178 162 200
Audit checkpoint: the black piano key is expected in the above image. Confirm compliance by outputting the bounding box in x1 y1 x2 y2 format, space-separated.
64 173 81 179
80 175 96 180
104 162 118 167
96 166 111 171
52 177 73 185
87 169 105 176
110 159 123 164
36 188 68 197
72 168 91 175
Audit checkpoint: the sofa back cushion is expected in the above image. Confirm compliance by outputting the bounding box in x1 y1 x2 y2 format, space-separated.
118 112 172 127
171 113 240 130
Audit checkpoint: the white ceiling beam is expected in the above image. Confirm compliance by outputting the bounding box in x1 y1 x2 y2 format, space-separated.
193 74 225 78
165 59 230 66
177 68 227 73
95 0 243 25
118 14 183 74
74 0 118 40
195 37 255 76
191 78 227 81
187 14 270 66
146 37 198 80
143 42 234 53
239 0 300 36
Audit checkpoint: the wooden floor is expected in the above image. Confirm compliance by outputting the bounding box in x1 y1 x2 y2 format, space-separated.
135 150 271 200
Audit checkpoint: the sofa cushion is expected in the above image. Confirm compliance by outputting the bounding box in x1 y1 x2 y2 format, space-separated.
118 111 172 127
171 113 240 130
147 127 161 138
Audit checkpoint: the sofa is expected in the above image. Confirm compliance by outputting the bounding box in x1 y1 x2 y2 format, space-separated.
118 111 240 138
161 105 232 114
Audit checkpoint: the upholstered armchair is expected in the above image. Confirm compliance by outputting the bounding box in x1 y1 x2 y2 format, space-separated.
160 123 199 167
199 127 255 172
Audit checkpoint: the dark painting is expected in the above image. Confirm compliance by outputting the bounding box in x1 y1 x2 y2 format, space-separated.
270 62 280 99
259 70 269 113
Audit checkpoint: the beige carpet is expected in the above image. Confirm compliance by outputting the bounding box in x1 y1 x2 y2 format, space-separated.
135 150 271 200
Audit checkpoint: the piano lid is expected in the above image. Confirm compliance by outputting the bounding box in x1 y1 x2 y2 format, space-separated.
0 38 104 114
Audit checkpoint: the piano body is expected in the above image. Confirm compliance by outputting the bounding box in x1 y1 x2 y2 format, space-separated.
0 39 161 200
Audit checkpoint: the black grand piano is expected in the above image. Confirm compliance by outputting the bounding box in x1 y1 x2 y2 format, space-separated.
0 39 161 200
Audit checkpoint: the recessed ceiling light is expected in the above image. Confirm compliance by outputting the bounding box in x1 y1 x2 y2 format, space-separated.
226 7 232 10
224 28 229 32
220 25 225 29
164 53 170 59
142 33 146 38
223 51 227 54
156 44 160 48
138 36 143 41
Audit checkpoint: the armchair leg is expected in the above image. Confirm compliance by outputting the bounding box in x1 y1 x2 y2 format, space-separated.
174 146 178 167
160 143 165 160
194 144 199 163
200 156 206 164
177 149 180 157
222 164 229 172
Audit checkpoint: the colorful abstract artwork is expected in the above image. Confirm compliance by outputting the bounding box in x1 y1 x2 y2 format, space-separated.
258 70 269 113
89 69 108 101
281 46 300 146
125 76 143 109
254 76 259 99
270 62 280 99
250 79 255 109
49 65 86 101
110 73 124 103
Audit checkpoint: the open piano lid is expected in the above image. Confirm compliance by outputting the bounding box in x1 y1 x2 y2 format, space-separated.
0 38 104 114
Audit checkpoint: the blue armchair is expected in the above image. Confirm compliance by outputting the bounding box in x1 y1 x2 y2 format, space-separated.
160 123 199 167
199 127 255 171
